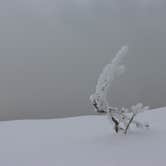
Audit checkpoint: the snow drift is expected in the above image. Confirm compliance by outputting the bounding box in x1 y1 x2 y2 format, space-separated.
0 107 166 166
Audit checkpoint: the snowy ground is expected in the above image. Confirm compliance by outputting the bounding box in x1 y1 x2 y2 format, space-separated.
0 107 166 166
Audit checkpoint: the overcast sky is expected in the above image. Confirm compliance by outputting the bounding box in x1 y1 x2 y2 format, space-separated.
0 0 166 120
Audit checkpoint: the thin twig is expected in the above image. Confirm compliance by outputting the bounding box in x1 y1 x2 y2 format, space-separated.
124 113 136 134
112 117 119 133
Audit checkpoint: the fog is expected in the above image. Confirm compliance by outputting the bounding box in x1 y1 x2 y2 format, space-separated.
0 0 166 120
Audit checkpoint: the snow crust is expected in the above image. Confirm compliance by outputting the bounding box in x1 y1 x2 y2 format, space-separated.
0 107 166 166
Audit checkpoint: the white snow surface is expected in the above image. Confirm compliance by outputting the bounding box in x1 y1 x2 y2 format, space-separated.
0 107 166 166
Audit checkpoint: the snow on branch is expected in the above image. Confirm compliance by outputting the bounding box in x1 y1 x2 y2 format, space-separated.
90 46 149 134
96 46 128 99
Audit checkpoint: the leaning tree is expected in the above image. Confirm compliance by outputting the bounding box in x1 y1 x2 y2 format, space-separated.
90 46 149 134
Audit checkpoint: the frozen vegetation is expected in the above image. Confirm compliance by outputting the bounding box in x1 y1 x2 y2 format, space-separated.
90 46 149 134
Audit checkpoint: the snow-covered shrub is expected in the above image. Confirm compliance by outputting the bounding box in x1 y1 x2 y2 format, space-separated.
90 46 149 134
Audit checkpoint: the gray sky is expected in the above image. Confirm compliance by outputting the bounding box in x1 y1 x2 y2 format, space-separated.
0 0 166 120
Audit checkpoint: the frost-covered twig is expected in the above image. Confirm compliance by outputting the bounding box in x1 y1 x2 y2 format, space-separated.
90 46 150 134
90 46 128 113
124 113 136 134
